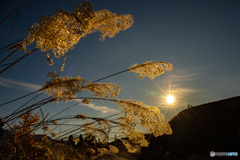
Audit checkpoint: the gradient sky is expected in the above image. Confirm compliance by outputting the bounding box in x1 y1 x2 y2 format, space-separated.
1 0 240 138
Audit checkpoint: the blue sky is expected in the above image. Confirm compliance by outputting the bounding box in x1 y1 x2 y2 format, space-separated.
1 0 240 138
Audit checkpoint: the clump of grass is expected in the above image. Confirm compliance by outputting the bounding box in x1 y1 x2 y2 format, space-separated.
0 1 173 159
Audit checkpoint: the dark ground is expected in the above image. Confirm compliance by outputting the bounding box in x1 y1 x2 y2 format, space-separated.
139 96 240 160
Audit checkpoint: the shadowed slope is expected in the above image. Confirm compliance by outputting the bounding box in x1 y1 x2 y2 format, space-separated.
140 96 240 160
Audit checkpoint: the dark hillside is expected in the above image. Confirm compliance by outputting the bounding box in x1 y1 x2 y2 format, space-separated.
140 96 240 160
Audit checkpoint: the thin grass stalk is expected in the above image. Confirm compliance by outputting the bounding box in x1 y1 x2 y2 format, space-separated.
50 114 121 140
45 99 122 138
0 90 40 107
0 45 21 64
56 126 83 139
0 61 153 107
0 0 27 24
9 7 20 41
10 99 52 122
3 91 45 121
0 39 22 52
0 62 15 67
51 124 76 136
92 62 167 83
4 97 55 125
3 96 52 122
0 48 38 74
47 101 81 121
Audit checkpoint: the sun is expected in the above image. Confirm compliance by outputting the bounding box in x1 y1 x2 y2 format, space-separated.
166 95 175 104
157 84 180 108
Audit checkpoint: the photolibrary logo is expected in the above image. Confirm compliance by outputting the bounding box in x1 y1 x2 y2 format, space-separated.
210 151 238 157
210 151 215 157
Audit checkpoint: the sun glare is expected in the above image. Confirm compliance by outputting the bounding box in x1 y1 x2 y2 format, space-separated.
166 95 174 104
157 84 180 108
